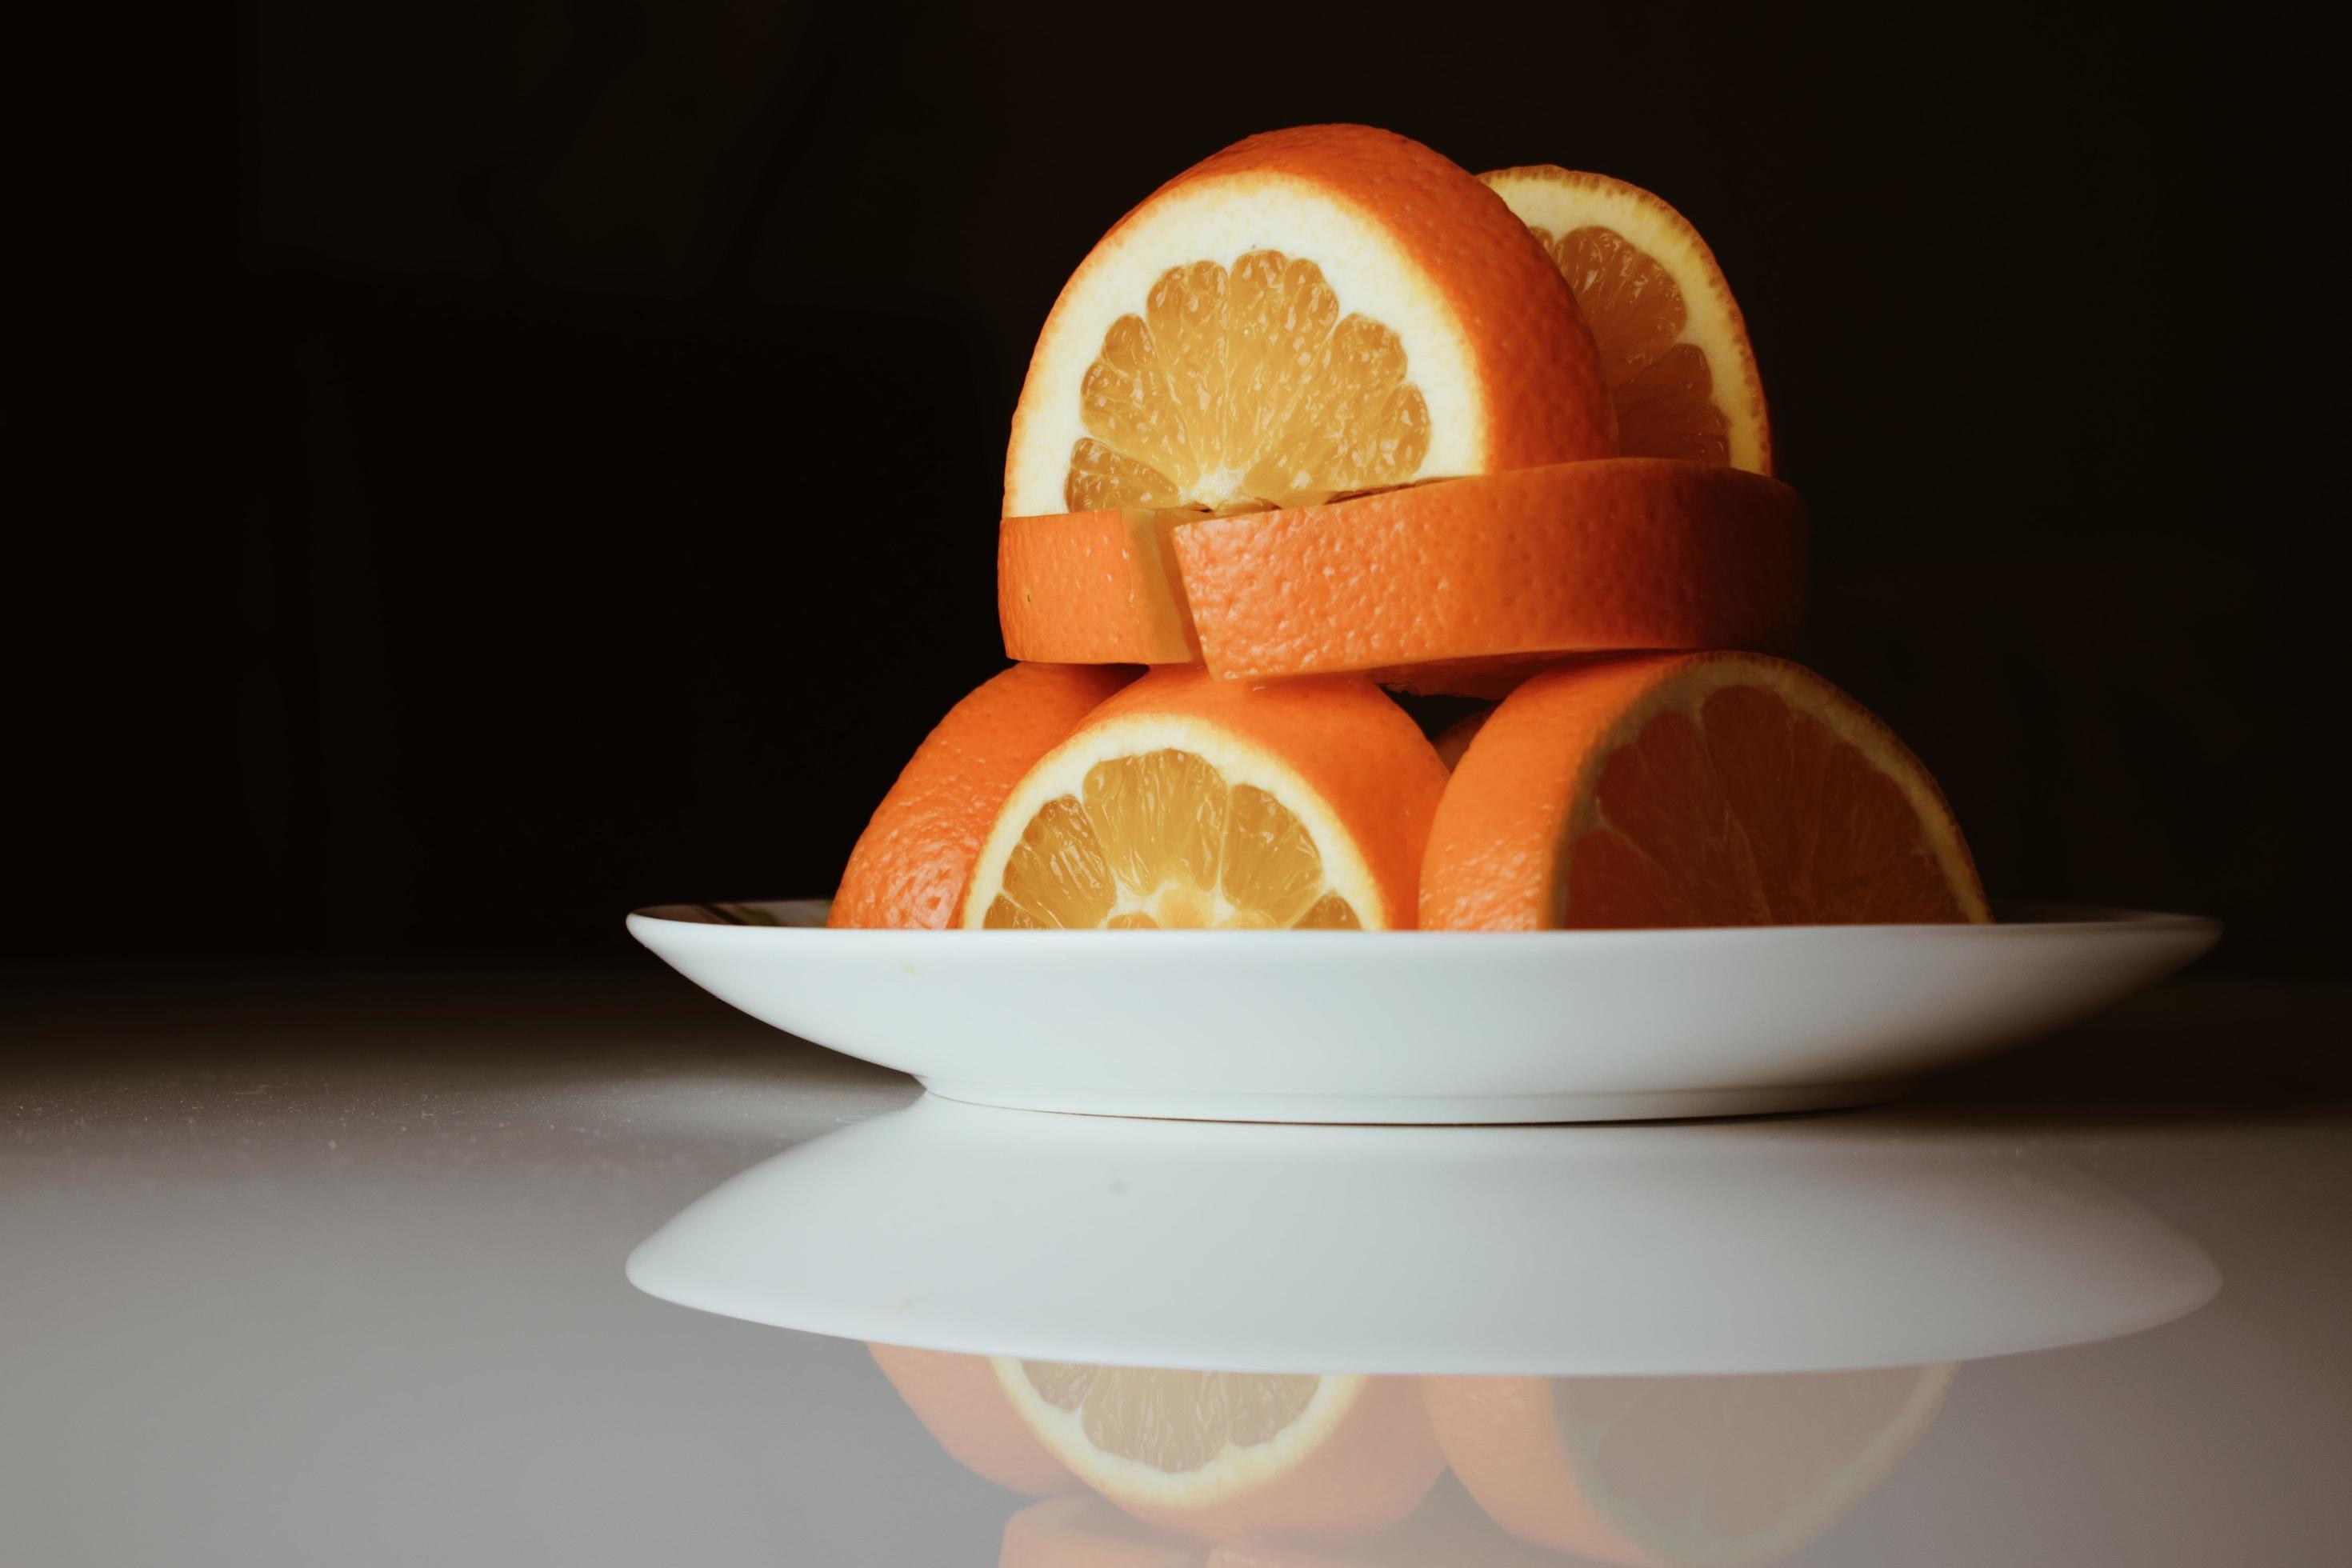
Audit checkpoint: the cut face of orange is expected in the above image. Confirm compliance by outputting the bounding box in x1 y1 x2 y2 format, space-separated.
1006 126 1614 518
1423 1368 1956 1566
1421 654 1990 930
867 1342 1081 1498
1481 167 1770 474
962 669 1446 931
994 1360 1446 1542
830 663 1135 929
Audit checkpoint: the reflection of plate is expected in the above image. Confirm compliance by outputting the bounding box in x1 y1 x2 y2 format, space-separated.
627 899 2216 1122
626 1095 2218 1375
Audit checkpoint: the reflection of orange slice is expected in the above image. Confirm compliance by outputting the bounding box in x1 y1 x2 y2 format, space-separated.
867 1343 1081 1498
1006 124 1614 518
830 665 1134 929
1000 1494 1202 1567
995 1361 1446 1542
1481 166 1770 474
1424 1369 1956 1566
1421 653 1990 930
962 669 1446 931
1174 462 1802 684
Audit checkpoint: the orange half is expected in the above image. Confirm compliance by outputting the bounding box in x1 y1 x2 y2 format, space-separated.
1007 125 1613 518
1422 653 1990 930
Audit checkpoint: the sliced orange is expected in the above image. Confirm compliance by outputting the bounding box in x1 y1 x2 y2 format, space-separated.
1006 124 1614 518
830 663 1134 929
1001 1494 1203 1568
994 1360 1446 1542
961 668 1446 931
1481 166 1770 474
1420 654 1990 930
1000 508 1201 666
868 1342 1082 1497
1423 1368 1957 1566
1174 461 1803 684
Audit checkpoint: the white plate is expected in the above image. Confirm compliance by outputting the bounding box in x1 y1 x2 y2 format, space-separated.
627 1097 2219 1374
626 900 2217 1124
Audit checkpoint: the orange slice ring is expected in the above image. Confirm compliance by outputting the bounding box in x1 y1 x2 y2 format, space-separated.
999 460 1804 687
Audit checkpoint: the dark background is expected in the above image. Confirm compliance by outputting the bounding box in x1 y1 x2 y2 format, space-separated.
40 1 2346 967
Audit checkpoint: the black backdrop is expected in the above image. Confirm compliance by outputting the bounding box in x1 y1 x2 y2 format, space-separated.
50 0 2346 967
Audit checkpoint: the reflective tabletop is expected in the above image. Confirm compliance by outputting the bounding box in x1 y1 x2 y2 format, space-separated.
5 964 2347 1566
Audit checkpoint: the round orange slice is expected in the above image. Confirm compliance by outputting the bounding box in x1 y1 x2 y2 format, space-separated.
994 1360 1446 1542
1006 124 1614 518
831 662 1135 929
962 668 1446 931
1174 461 1803 685
1422 1369 1956 1566
1481 166 1770 474
1420 653 1990 930
868 1342 1082 1498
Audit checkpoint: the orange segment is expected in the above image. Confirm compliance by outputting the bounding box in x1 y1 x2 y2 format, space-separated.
867 1343 1082 1498
1480 166 1770 474
1423 1369 1956 1566
962 669 1447 931
1173 461 1805 684
830 663 1135 929
1000 509 1202 665
1420 654 1990 930
1007 126 1614 518
995 1360 1446 1543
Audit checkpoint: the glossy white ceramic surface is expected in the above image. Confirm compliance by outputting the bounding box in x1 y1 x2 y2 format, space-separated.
627 900 2218 1122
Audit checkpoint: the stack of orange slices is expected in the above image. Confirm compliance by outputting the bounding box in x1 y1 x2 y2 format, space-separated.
833 122 1988 937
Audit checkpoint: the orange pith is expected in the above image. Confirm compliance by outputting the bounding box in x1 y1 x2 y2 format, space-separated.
963 669 1447 932
1421 654 1989 931
1070 251 1431 514
1006 126 1615 519
1481 166 1770 474
830 663 1134 930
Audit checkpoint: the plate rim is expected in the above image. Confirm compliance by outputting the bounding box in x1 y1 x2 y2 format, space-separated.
626 898 2221 946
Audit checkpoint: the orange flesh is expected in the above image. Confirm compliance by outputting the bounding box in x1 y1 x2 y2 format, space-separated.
1070 251 1431 514
1565 684 1974 927
984 748 1362 930
1534 225 1729 464
1023 1362 1322 1473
